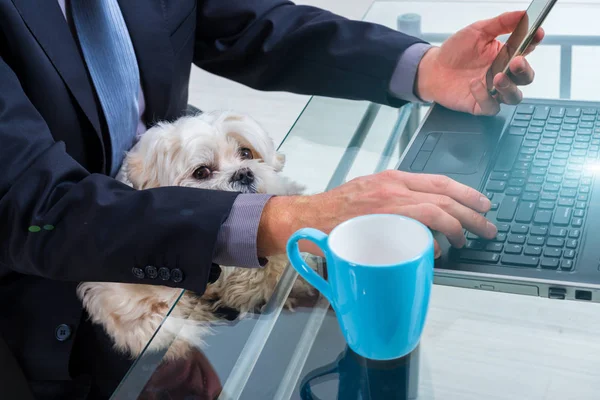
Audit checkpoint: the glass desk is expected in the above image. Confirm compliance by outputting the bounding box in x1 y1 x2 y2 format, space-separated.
112 1 600 399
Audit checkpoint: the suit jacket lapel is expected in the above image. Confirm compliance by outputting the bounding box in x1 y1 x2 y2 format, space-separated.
118 0 175 125
11 0 104 143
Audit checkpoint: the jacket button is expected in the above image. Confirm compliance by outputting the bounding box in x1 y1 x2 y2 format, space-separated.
158 267 170 281
55 324 71 341
132 267 145 279
145 265 157 279
171 268 184 283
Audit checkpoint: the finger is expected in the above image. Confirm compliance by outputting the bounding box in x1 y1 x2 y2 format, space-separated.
493 73 523 105
472 11 526 39
522 28 545 56
530 27 545 48
434 239 442 259
415 192 498 239
397 204 467 248
470 78 501 116
507 56 535 85
397 171 492 213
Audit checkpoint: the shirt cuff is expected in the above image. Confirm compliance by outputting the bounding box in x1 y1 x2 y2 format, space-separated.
388 43 433 102
213 193 273 268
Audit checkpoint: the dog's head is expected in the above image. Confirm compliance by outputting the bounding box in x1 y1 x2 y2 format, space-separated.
119 110 303 195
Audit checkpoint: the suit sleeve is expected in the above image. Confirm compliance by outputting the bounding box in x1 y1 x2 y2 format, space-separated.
0 55 237 293
193 0 427 107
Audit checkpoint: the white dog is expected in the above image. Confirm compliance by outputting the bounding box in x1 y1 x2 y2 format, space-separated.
76 110 313 360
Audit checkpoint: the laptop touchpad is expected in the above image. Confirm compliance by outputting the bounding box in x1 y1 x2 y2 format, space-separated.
422 132 488 175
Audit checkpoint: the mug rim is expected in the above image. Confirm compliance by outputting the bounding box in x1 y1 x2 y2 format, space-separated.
327 214 434 268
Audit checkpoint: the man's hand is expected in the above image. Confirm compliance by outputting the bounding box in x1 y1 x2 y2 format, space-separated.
415 11 544 115
258 171 497 258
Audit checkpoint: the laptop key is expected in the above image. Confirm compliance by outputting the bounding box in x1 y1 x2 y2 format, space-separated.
515 202 536 223
509 127 527 135
544 248 562 258
564 249 576 259
572 218 583 227
490 172 509 180
496 223 510 233
505 244 523 254
511 169 528 178
541 192 558 201
506 187 522 196
512 120 529 128
528 236 545 245
522 192 539 202
582 108 597 115
525 184 542 192
518 154 534 162
459 250 500 263
534 210 552 224
534 106 550 120
486 181 506 192
508 178 525 187
507 234 526 244
494 233 507 242
558 198 575 207
547 238 565 247
541 258 560 269
564 117 579 125
573 209 584 217
524 246 543 256
531 226 548 236
538 201 555 210
566 107 581 117
561 260 574 271
511 224 528 234
569 229 581 238
502 254 539 267
466 240 485 250
549 227 567 237
550 107 565 118
527 176 544 184
553 207 572 226
485 243 504 252
517 104 536 114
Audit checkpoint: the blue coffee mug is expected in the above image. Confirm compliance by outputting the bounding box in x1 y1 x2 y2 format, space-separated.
287 214 434 360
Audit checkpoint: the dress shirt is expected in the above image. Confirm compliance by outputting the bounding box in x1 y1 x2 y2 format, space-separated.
57 0 432 268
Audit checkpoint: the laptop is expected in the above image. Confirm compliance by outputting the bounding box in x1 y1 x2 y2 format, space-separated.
397 99 600 303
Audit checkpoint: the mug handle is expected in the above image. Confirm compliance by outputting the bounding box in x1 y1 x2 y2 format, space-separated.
286 228 334 304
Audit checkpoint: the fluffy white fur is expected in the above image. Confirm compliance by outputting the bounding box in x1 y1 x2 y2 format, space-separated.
77 110 313 360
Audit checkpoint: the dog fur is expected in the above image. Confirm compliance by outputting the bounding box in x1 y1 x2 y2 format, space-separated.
76 110 314 360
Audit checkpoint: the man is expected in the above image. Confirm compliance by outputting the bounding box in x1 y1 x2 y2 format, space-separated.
0 0 542 398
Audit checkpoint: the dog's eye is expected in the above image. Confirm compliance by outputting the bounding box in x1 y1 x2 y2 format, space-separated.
239 147 253 160
193 166 212 180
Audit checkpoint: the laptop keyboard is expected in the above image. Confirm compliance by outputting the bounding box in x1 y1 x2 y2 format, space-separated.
457 104 598 271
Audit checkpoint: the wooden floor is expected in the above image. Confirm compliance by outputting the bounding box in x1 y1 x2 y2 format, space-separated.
188 1 600 398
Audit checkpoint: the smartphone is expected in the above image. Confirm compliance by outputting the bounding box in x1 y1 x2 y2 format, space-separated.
486 0 557 94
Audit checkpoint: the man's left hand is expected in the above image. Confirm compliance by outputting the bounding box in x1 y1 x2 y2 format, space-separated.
415 11 544 115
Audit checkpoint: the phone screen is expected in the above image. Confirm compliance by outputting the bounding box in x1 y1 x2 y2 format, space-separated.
486 0 556 92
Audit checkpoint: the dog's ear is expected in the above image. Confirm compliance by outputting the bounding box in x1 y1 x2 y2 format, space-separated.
214 111 283 170
118 129 164 190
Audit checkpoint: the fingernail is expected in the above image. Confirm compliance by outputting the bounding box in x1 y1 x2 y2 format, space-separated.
480 196 491 210
434 248 442 259
487 222 498 238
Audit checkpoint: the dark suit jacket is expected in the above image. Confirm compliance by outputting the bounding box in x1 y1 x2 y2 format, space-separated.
0 0 420 392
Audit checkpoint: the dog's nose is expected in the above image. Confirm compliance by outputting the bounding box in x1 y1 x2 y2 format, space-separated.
231 168 255 185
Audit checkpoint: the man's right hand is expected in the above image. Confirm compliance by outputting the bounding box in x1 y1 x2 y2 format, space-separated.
258 170 498 258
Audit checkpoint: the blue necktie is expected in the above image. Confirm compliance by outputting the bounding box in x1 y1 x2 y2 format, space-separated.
70 0 140 177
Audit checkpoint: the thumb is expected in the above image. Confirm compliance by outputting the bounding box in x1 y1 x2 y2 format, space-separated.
472 10 527 39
